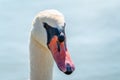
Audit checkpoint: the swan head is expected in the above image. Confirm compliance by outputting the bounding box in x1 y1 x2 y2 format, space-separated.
32 9 75 75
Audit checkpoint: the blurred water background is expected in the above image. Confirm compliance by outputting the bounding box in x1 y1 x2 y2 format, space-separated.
0 0 120 80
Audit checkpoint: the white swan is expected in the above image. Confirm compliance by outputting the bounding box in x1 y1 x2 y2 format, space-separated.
30 9 75 80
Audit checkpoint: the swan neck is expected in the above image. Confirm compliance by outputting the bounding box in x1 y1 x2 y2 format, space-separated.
30 36 54 80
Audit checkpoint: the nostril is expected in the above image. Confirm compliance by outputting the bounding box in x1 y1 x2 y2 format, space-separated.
58 33 65 42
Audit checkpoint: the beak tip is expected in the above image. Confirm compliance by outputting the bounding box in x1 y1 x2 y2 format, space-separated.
64 71 73 75
64 64 75 75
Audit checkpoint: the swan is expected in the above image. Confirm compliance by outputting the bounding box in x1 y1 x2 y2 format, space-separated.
30 9 75 80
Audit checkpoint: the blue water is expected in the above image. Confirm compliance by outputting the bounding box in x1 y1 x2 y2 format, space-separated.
0 0 120 80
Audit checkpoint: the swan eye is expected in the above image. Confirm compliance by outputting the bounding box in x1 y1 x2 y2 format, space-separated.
43 22 66 45
58 33 65 42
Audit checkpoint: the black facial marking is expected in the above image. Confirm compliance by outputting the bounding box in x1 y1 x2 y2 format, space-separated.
57 41 60 52
43 22 65 45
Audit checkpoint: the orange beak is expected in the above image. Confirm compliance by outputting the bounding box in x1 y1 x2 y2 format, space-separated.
48 36 75 75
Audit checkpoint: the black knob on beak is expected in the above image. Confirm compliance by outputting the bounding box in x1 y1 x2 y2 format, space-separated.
58 33 65 42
